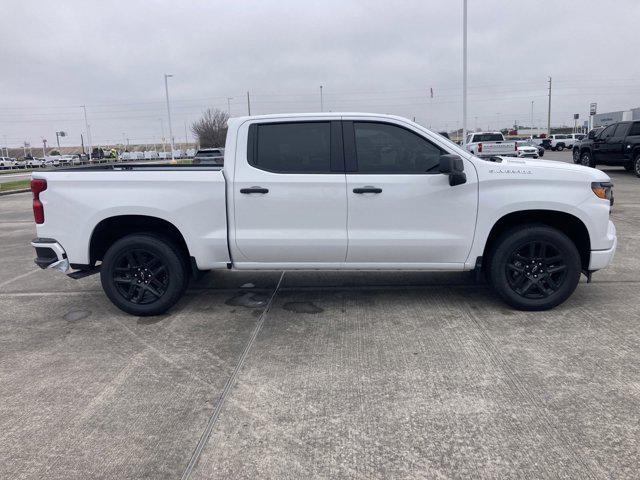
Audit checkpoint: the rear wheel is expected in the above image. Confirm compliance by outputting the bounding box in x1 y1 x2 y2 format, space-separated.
100 234 187 316
556 143 565 152
634 153 640 178
488 225 581 311
580 151 595 168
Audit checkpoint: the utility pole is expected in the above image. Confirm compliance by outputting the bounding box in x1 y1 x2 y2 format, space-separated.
320 85 323 112
164 74 175 162
547 76 552 136
80 134 85 154
227 97 233 116
246 91 251 115
82 105 92 161
42 138 47 158
462 0 468 147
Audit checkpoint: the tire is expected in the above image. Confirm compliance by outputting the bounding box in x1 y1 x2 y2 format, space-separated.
580 150 595 168
572 149 580 163
634 153 640 178
556 143 565 152
100 234 187 316
488 225 581 311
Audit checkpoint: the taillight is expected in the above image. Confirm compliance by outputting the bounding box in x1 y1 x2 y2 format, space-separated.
478 142 483 153
31 178 47 224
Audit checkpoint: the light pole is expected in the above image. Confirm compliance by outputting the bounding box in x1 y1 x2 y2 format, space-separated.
159 118 166 153
320 85 323 112
81 105 92 161
530 101 534 131
496 113 500 131
164 74 175 162
227 97 233 116
462 0 468 147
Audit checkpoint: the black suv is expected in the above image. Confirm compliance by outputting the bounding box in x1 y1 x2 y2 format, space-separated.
573 121 640 176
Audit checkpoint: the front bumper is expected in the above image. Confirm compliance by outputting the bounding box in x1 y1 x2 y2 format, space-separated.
31 238 70 273
589 221 617 271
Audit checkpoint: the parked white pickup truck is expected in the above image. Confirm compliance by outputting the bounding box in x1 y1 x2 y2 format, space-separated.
466 132 519 158
30 113 617 315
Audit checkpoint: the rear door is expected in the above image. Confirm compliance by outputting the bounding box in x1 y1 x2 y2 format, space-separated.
343 120 478 267
232 120 348 266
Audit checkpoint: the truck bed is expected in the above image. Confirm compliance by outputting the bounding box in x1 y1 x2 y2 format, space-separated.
32 165 230 270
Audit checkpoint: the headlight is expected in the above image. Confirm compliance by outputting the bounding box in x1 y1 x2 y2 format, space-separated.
591 182 614 205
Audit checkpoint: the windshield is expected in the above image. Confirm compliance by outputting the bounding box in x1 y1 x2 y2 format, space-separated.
473 133 503 142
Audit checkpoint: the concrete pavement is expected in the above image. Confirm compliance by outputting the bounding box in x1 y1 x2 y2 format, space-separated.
1 153 639 479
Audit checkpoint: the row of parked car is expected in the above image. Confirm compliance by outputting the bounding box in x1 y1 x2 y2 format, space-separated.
0 148 202 170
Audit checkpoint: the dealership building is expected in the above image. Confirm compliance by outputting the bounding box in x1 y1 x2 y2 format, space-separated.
593 107 640 126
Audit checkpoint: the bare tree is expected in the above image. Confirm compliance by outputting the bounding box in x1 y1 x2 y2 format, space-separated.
191 108 229 148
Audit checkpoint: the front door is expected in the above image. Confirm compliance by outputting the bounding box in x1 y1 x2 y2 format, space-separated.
233 120 348 266
343 120 478 267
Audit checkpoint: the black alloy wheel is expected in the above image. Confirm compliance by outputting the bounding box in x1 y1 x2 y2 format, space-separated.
112 248 169 305
100 234 187 316
505 241 567 299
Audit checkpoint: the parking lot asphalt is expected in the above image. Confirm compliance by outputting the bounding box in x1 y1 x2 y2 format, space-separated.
1 151 639 479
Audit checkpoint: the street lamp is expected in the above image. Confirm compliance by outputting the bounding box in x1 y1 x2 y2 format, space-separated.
227 97 233 115
462 0 468 147
164 74 175 162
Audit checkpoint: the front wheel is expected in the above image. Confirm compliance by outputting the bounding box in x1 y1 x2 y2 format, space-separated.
580 151 595 168
556 144 565 152
100 234 187 316
634 153 640 178
572 149 580 163
488 225 581 310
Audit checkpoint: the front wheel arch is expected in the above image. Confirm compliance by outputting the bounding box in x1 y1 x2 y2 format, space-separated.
482 210 590 272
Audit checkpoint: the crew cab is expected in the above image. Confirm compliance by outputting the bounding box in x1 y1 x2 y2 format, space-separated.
465 132 518 157
573 121 640 176
30 113 617 315
548 134 584 151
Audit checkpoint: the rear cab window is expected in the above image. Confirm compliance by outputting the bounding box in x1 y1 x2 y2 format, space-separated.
248 121 343 173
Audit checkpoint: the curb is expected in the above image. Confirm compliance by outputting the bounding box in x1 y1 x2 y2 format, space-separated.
0 188 30 197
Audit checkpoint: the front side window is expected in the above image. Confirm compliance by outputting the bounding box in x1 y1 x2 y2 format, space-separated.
253 122 331 173
354 122 443 173
600 125 616 139
613 123 629 137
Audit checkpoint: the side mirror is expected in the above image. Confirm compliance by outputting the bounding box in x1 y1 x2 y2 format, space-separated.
439 154 467 186
588 131 596 140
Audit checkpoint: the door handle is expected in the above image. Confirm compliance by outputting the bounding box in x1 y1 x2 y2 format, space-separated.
240 186 269 194
353 186 382 194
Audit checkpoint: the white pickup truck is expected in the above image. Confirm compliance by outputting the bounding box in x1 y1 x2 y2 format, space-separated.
465 132 519 158
30 113 617 315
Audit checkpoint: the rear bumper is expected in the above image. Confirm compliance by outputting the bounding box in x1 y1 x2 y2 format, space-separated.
589 221 617 271
31 238 70 272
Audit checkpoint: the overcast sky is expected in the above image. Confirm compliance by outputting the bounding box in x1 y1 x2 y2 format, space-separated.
1 0 639 148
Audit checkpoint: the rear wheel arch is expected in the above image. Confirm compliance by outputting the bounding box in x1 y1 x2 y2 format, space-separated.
89 215 191 268
482 210 591 271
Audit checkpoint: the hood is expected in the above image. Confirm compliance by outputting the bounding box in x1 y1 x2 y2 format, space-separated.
491 156 611 182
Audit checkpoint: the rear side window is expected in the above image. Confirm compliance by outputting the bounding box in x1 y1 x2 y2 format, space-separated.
252 122 331 173
629 122 640 136
354 122 443 173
